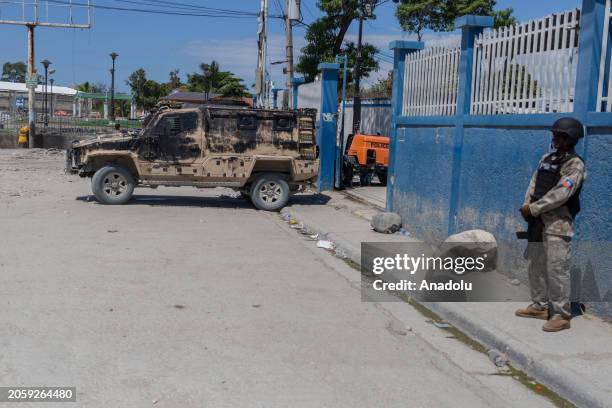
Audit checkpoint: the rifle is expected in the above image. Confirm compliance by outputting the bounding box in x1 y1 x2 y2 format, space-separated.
516 215 543 242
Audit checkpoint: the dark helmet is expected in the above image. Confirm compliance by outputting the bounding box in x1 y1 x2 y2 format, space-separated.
551 117 584 144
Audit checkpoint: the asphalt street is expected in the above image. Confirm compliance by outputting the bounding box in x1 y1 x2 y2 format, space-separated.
0 149 556 408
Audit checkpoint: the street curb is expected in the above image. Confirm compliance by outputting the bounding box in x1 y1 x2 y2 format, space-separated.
280 205 608 408
341 189 386 211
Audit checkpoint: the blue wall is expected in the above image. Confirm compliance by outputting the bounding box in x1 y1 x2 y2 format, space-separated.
387 1 612 315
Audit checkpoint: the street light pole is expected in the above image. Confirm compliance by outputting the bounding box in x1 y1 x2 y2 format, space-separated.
49 78 54 118
40 59 51 126
110 52 118 122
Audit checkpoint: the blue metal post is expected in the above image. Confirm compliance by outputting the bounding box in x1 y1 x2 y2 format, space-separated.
447 15 493 235
317 62 340 191
291 77 305 109
386 41 424 211
575 0 607 116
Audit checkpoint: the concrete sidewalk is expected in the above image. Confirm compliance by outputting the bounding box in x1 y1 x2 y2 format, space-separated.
283 191 612 408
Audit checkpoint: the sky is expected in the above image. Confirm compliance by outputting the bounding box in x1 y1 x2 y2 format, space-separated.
0 0 582 93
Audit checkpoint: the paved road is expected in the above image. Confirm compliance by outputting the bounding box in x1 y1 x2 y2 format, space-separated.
0 150 554 408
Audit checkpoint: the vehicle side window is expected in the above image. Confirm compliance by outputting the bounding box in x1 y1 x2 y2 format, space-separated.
155 112 198 135
273 116 293 131
237 115 257 130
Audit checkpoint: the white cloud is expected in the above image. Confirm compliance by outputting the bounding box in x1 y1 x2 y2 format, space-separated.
182 34 306 90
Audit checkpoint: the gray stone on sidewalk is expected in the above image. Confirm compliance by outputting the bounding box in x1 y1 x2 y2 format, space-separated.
371 212 402 234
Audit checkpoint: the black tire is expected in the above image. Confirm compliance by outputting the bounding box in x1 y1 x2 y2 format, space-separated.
91 165 135 205
377 172 388 186
342 163 354 187
249 173 290 211
359 172 373 186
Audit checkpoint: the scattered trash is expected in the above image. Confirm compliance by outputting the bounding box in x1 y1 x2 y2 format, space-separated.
510 278 521 286
107 229 118 233
316 240 334 250
289 220 304 229
433 322 452 329
251 304 261 308
309 234 319 240
174 304 186 310
487 349 509 367
534 384 543 392
398 228 411 236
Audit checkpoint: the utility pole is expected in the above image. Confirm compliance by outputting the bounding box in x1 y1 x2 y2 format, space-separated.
27 24 36 148
110 52 118 122
285 0 300 109
256 0 269 108
352 0 375 134
352 0 365 134
0 0 92 148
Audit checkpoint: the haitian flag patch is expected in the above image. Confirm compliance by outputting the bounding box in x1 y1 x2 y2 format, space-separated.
562 177 574 189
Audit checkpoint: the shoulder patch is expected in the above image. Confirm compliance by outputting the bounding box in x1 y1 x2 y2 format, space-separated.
562 177 574 190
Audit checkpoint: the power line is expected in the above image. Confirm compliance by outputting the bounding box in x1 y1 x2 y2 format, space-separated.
44 0 280 19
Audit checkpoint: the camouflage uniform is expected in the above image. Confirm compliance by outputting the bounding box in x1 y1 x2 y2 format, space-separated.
523 152 586 318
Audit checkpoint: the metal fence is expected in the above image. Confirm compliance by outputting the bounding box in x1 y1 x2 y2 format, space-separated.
597 0 612 111
403 45 461 116
471 8 581 115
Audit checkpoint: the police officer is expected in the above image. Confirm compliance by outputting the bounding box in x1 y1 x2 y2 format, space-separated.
515 117 586 332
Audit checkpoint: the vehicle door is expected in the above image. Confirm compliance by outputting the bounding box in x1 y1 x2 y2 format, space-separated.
139 111 203 179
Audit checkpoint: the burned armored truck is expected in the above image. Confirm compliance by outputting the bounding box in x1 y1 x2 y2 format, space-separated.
66 106 318 211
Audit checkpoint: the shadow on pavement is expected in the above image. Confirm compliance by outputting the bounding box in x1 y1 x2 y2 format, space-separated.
75 192 332 209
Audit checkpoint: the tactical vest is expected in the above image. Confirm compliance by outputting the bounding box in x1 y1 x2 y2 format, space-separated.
531 152 583 218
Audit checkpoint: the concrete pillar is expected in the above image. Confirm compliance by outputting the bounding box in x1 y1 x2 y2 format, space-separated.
386 40 425 211
447 15 494 234
316 63 339 191
104 93 109 119
292 77 305 109
130 100 136 120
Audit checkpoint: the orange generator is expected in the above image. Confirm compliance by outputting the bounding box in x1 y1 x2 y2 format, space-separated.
343 133 389 186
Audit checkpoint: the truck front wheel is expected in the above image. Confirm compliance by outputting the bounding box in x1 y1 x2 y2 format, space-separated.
91 165 135 205
250 173 290 211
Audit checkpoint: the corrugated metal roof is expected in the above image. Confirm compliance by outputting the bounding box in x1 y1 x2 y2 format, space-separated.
0 81 78 95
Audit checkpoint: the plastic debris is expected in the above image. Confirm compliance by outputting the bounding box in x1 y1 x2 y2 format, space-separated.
487 349 509 367
316 240 334 250
433 322 452 329
510 278 521 286
398 228 411 236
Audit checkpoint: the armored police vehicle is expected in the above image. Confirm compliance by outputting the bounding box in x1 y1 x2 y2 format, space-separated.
66 105 318 211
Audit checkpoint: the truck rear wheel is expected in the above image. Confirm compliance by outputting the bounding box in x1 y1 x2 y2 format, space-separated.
250 173 290 211
91 165 135 205
377 172 387 186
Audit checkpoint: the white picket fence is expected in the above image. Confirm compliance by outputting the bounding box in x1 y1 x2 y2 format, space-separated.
597 0 612 111
402 46 461 116
471 9 581 115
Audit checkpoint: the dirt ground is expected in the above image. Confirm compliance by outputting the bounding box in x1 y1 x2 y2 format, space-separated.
0 149 555 408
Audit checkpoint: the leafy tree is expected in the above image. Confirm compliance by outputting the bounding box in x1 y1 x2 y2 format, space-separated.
163 69 183 95
296 0 379 84
187 61 248 97
395 0 516 40
361 71 393 99
125 69 164 111
1 61 27 82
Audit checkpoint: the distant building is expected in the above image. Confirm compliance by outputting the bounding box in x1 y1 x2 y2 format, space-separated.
0 81 77 115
